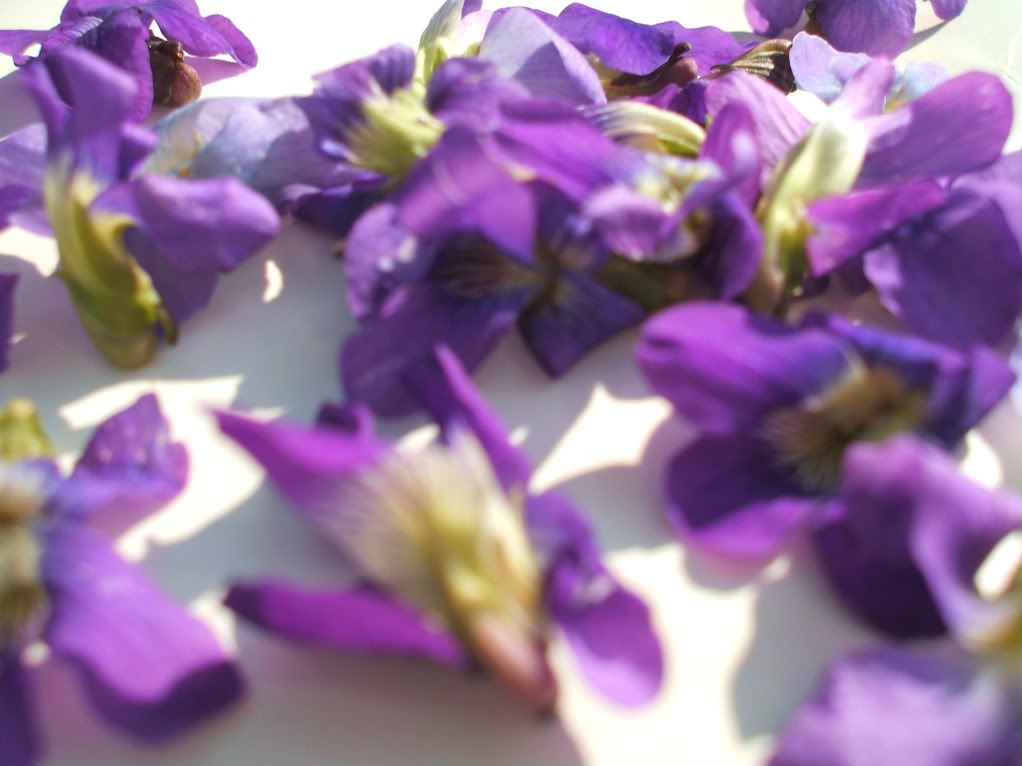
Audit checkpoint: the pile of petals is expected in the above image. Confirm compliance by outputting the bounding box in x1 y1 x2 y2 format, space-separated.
1 0 1021 764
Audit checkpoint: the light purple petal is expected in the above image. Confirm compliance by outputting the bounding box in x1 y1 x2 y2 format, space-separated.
863 185 1022 348
526 492 663 706
0 653 39 766
665 434 817 558
224 581 468 666
789 32 870 103
637 302 849 434
858 72 1013 187
770 646 1022 766
830 58 895 118
0 273 15 373
814 0 916 56
408 345 533 491
551 4 677 75
479 8 606 106
744 0 807 35
341 284 526 418
214 409 388 527
701 101 761 207
930 0 968 20
42 526 244 742
705 70 809 169
805 181 948 275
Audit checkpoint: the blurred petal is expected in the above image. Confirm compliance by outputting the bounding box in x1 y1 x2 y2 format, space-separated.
637 302 849 434
814 0 916 56
698 195 764 299
789 32 870 103
743 0 807 35
79 9 153 122
0 273 15 373
700 101 761 207
666 434 816 558
930 0 968 19
42 526 243 742
224 581 468 666
0 653 39 766
770 646 1022 766
858 72 1013 187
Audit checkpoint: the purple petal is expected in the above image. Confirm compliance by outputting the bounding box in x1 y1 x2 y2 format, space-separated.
858 72 1013 187
214 409 387 527
551 4 677 75
518 270 645 378
479 8 606 106
0 273 15 373
408 345 533 491
426 57 528 131
665 434 817 558
341 284 526 418
789 32 870 103
814 0 916 56
0 653 39 766
656 22 749 74
42 526 244 742
62 393 188 522
700 101 761 207
526 492 663 706
805 181 948 276
147 3 256 67
705 71 809 169
0 125 47 205
929 0 968 19
637 302 849 434
770 646 1022 766
830 58 895 118
78 9 153 122
224 581 468 666
698 195 764 299
743 0 807 35
0 29 48 64
862 185 1022 348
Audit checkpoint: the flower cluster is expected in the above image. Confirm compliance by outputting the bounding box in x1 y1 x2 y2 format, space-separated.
1 1 1019 765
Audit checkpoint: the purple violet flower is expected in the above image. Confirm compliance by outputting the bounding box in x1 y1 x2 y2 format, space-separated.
636 301 1014 564
0 394 243 766
0 273 15 373
13 47 278 368
744 0 969 57
0 0 256 120
217 346 664 713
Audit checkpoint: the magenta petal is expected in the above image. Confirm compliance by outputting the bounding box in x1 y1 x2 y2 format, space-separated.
0 272 15 373
42 527 244 742
814 0 916 56
666 434 817 558
637 302 849 434
770 646 1022 766
0 653 40 766
224 581 468 667
859 72 1013 187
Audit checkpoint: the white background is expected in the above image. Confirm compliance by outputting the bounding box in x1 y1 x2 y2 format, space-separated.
1 1 1020 764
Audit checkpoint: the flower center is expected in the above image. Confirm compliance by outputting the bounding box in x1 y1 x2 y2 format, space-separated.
763 362 926 491
346 87 445 178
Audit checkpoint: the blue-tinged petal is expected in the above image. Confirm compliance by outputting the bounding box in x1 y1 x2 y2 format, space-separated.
287 177 385 237
743 0 807 35
551 4 677 76
0 653 39 766
0 273 15 373
42 525 244 742
405 345 533 492
830 58 894 118
705 70 810 169
341 283 526 418
886 61 949 109
214 409 388 526
769 646 1022 766
638 302 849 434
526 492 663 706
224 581 469 666
58 393 188 523
665 433 818 558
479 8 605 106
789 32 870 103
814 0 916 56
805 181 947 276
858 72 1013 187
518 270 644 378
0 126 45 199
862 185 1022 349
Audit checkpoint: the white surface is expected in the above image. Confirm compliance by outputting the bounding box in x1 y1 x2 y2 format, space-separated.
1 2 1021 765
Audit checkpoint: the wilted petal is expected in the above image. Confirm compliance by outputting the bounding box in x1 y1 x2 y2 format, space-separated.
479 8 605 106
0 653 39 766
0 273 15 374
814 0 916 56
769 646 1022 766
862 186 1022 348
744 0 807 35
224 581 468 666
666 433 817 558
638 303 849 434
42 526 244 742
858 72 1013 187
